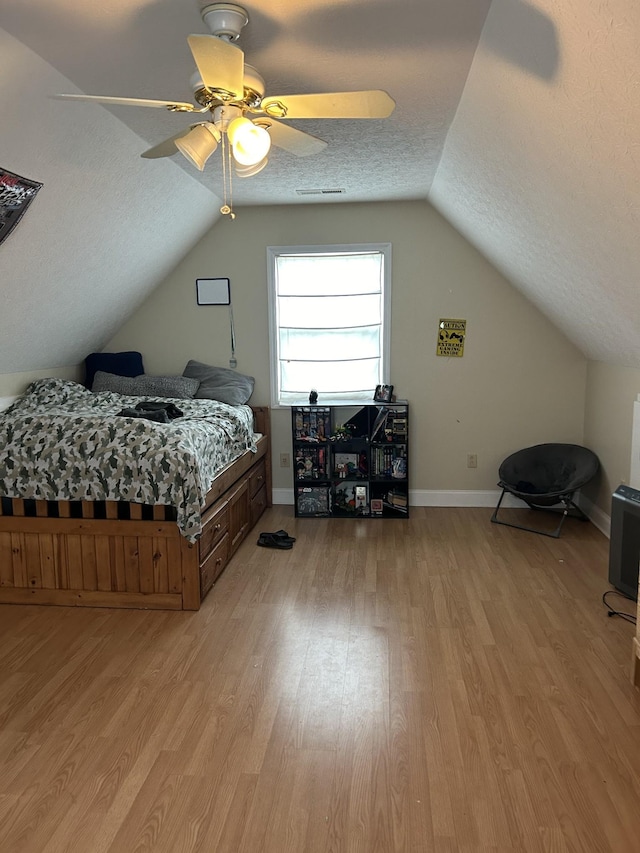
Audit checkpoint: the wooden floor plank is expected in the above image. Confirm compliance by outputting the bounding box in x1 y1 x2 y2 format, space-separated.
0 506 639 852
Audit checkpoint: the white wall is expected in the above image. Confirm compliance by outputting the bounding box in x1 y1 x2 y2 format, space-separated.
584 361 640 514
108 200 587 497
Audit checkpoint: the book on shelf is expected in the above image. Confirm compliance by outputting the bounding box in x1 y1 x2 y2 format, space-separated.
371 446 407 478
294 407 330 441
386 489 408 511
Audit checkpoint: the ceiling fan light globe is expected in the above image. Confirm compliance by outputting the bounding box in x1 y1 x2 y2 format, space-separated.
226 116 251 144
227 117 271 166
234 156 268 178
175 123 220 171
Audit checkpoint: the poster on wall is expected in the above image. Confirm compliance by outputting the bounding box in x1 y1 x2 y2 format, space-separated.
436 318 466 357
0 168 43 247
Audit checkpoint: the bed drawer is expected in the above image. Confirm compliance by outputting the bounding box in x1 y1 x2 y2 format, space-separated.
249 459 267 498
200 532 230 598
250 484 268 528
199 499 229 561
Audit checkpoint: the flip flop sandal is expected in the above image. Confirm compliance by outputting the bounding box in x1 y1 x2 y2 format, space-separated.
272 529 296 542
259 529 297 543
257 533 294 549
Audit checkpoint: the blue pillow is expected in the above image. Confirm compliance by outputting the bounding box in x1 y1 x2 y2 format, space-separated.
84 351 144 388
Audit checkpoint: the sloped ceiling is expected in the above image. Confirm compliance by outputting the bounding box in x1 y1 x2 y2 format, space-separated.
0 26 219 375
430 0 640 367
0 0 638 374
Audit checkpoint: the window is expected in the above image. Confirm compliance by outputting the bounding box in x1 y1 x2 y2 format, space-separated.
267 243 391 407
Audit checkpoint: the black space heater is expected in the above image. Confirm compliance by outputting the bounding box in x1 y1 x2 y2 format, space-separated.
609 485 640 601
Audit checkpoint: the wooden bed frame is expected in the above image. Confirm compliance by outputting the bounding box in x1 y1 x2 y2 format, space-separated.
0 407 271 611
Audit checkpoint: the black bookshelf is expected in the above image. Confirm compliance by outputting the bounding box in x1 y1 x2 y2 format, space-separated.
291 402 409 518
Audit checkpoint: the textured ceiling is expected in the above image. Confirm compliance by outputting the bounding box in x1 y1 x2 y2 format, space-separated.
1 0 639 375
0 0 493 203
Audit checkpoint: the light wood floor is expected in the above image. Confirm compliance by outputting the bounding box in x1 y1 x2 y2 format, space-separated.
1 506 639 852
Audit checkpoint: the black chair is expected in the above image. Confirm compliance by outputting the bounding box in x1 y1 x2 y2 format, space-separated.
491 443 599 538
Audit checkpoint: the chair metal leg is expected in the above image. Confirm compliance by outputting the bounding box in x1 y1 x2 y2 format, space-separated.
490 487 507 524
491 490 587 538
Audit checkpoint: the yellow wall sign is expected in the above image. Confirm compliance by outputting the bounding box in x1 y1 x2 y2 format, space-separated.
437 319 466 357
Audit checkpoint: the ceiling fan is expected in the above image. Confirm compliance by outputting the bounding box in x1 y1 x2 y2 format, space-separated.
53 3 395 215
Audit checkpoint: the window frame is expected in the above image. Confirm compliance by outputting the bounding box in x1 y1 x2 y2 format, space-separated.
267 243 392 409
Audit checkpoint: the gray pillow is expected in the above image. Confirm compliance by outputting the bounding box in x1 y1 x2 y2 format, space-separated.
92 371 200 399
183 360 254 405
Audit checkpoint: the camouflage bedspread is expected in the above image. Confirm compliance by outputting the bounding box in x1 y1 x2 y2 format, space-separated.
0 378 257 541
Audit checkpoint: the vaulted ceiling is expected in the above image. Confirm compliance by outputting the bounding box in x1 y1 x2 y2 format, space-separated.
1 0 638 374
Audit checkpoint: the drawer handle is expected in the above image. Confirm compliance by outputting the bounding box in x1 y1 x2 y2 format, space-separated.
256 475 263 482
214 522 221 532
216 557 222 566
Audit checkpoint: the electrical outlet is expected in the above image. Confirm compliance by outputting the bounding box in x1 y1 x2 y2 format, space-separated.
280 452 290 468
467 453 477 468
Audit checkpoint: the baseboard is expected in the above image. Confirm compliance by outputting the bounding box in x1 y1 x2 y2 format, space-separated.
577 493 611 538
272 488 295 506
410 489 522 507
272 487 612 537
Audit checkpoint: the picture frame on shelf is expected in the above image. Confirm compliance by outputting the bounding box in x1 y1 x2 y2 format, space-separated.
374 384 394 402
370 498 384 516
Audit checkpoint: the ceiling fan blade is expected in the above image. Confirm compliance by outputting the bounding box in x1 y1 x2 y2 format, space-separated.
140 132 191 159
257 119 327 157
51 93 197 112
187 34 244 100
259 90 395 120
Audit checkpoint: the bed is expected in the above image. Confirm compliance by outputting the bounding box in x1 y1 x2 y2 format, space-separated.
0 378 271 610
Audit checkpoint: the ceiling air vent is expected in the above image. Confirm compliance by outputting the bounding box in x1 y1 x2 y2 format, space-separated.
295 188 346 196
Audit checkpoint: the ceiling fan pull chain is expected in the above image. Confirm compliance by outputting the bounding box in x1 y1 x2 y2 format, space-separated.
220 120 229 214
219 111 235 219
227 130 235 219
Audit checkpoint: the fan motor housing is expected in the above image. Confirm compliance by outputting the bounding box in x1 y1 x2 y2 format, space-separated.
190 63 265 110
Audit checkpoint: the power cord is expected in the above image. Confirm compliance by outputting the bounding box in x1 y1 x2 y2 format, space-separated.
602 589 637 625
